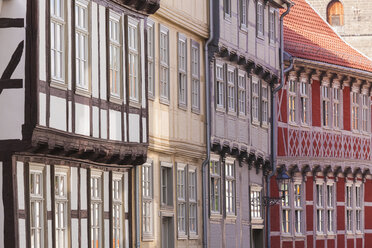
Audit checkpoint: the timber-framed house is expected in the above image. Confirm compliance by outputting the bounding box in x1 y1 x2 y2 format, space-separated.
0 0 159 247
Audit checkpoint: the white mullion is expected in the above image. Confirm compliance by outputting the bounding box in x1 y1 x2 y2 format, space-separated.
51 0 65 83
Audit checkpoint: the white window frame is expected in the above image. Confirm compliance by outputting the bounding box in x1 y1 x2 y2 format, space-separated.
269 8 275 43
316 182 325 234
288 79 296 124
355 183 362 233
332 86 341 129
210 158 221 214
50 0 66 84
352 91 359 131
216 63 225 109
75 0 90 91
225 158 236 215
300 80 309 125
177 163 187 237
293 182 303 235
240 0 248 28
281 182 290 235
362 93 369 132
30 165 45 248
55 167 69 248
322 84 330 127
326 182 335 234
238 72 246 115
142 161 154 239
252 76 260 124
224 0 231 19
109 11 122 98
147 19 155 98
112 173 124 248
250 186 263 222
160 162 173 207
191 41 200 111
128 17 140 103
262 84 269 126
177 33 187 107
90 170 103 248
346 183 353 233
227 67 236 113
188 167 198 236
159 25 170 102
256 0 264 38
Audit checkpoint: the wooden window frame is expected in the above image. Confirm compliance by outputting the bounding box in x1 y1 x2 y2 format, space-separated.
159 24 170 103
147 19 155 99
142 161 154 240
191 40 200 112
177 33 187 108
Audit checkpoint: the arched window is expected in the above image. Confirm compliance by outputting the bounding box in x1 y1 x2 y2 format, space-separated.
327 0 344 26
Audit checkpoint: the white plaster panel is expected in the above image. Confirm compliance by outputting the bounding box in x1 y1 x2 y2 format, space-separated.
140 20 146 108
109 110 121 141
142 117 147 143
99 6 107 100
18 219 26 248
46 165 51 211
101 109 107 139
80 168 87 210
92 106 99 138
128 113 140 142
67 0 72 90
68 101 72 132
16 161 24 210
39 93 46 126
0 163 2 247
104 219 110 248
71 219 79 247
39 0 46 81
91 2 99 99
123 113 127 142
81 219 88 248
75 103 90 136
48 220 52 248
70 167 78 210
104 172 109 211
125 219 129 248
0 87 24 139
50 96 67 131
124 172 128 213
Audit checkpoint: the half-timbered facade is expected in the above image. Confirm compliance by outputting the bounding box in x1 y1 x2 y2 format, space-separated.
206 0 289 247
270 0 372 247
0 0 159 247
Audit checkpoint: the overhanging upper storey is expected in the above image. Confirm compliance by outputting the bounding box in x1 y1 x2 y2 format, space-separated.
111 0 160 15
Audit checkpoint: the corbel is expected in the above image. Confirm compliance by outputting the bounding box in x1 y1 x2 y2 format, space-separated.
349 77 357 90
231 144 240 157
254 65 264 77
255 156 264 174
263 160 272 176
323 165 333 178
247 152 256 170
220 142 231 162
353 168 362 182
343 167 352 179
238 148 248 167
263 70 271 82
339 75 348 89
312 165 321 181
238 56 246 66
368 81 372 96
333 166 342 181
359 80 367 93
318 70 327 83
218 46 229 58
289 164 299 180
211 139 222 153
245 59 256 74
362 168 370 182
270 75 279 86
229 51 238 63
295 66 305 80
328 73 337 88
301 164 311 181
306 68 317 84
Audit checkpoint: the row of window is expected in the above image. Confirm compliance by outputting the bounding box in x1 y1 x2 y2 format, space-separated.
29 165 128 248
146 21 201 111
141 161 198 240
281 180 363 236
288 79 370 132
51 0 143 103
216 63 269 126
224 0 277 42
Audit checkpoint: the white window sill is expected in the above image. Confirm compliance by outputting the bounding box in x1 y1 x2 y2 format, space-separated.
50 80 68 90
189 234 199 240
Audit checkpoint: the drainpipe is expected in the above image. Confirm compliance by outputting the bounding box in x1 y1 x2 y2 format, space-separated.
135 166 140 248
202 0 214 247
267 2 293 248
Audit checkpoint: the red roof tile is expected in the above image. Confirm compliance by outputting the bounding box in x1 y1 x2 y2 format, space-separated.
283 0 372 73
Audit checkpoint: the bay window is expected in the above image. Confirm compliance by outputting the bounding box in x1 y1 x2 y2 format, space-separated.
109 13 121 97
75 0 89 90
51 0 65 82
128 17 140 102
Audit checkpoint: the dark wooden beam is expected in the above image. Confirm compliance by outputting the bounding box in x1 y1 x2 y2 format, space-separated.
0 18 24 28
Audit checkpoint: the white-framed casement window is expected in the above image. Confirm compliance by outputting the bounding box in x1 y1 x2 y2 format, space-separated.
210 159 221 214
250 187 262 220
362 94 369 132
216 64 225 109
227 68 236 112
322 85 330 127
161 162 173 206
224 0 231 19
352 92 359 130
225 160 236 215
55 168 69 248
128 17 140 103
191 41 200 111
178 34 187 107
142 161 153 239
30 166 45 248
252 77 260 123
188 167 197 236
147 19 155 98
288 79 296 123
269 8 275 43
256 0 264 37
294 183 303 235
159 25 170 102
281 182 290 234
300 80 309 125
112 173 124 248
90 171 103 248
75 0 89 91
326 183 335 233
238 72 246 115
355 184 362 233
177 164 187 237
316 183 325 233
109 12 121 98
262 85 269 126
240 0 248 28
51 0 65 83
332 87 341 129
346 183 353 233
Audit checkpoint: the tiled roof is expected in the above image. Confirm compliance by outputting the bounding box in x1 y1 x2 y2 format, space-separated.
283 0 372 73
